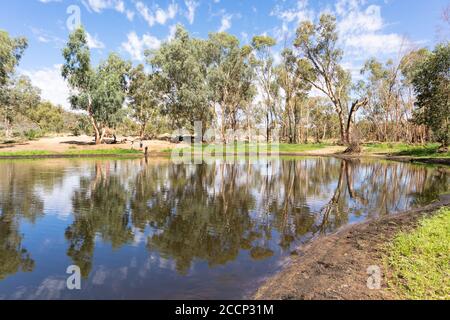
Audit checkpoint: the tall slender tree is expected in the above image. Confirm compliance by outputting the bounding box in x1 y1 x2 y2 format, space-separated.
128 64 160 139
276 48 311 143
207 32 255 142
62 27 130 144
0 30 28 137
294 14 368 145
251 35 278 142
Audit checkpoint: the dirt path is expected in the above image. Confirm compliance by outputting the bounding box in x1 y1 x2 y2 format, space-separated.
253 194 450 300
0 135 177 153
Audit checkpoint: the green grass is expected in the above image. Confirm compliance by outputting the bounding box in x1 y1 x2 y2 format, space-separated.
364 143 450 158
0 148 142 157
385 207 450 300
276 143 329 153
63 148 142 155
0 150 54 156
162 142 330 154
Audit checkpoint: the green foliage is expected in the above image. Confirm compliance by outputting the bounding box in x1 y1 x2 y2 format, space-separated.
412 43 450 147
61 27 91 91
0 30 28 86
250 35 278 141
69 113 92 136
26 101 64 133
400 48 430 84
149 25 212 131
385 207 450 300
294 14 356 144
251 35 276 50
61 27 131 143
276 48 312 143
207 32 255 137
180 142 329 154
128 64 160 137
1 75 41 137
23 129 43 140
364 142 450 158
91 53 130 128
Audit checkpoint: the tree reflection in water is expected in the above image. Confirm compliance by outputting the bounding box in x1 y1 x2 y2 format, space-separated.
66 162 134 278
0 158 448 281
65 158 446 276
0 161 68 280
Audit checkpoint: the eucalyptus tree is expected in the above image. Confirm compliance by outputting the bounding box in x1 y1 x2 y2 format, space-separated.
26 101 65 134
1 75 41 137
251 35 279 142
399 48 431 143
0 30 27 87
412 43 450 150
148 26 212 138
62 27 130 144
206 32 255 141
276 48 311 143
0 30 29 137
360 58 401 142
294 14 368 145
128 64 160 139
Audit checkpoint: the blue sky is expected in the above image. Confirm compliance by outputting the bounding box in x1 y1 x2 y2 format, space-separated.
1 0 448 108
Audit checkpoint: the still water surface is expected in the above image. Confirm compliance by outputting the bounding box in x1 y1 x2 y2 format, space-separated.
0 157 448 299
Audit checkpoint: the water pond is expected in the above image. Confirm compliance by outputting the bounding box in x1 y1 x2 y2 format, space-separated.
0 157 448 299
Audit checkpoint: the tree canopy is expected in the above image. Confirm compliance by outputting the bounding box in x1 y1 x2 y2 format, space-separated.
62 27 130 144
412 43 450 149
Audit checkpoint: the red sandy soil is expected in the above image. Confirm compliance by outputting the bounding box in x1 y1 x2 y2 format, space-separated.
0 135 178 153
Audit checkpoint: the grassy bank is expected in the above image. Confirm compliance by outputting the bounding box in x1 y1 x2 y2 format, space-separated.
385 207 450 300
0 148 143 157
163 142 331 154
364 143 450 158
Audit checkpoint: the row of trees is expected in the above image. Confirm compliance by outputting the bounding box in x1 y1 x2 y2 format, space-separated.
1 13 448 148
0 30 84 139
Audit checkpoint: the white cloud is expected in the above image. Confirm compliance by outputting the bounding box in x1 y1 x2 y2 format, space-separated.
121 32 162 61
271 0 314 25
21 65 71 109
345 33 405 56
335 0 405 57
156 3 178 24
270 0 315 41
84 0 134 20
86 32 105 49
86 0 122 12
337 4 383 36
270 0 406 71
184 0 199 24
219 14 232 32
31 27 64 44
135 1 178 27
126 10 135 21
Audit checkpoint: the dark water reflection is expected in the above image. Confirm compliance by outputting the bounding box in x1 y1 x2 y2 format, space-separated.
0 157 448 299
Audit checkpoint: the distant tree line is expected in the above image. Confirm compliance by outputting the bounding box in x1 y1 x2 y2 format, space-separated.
1 13 448 148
